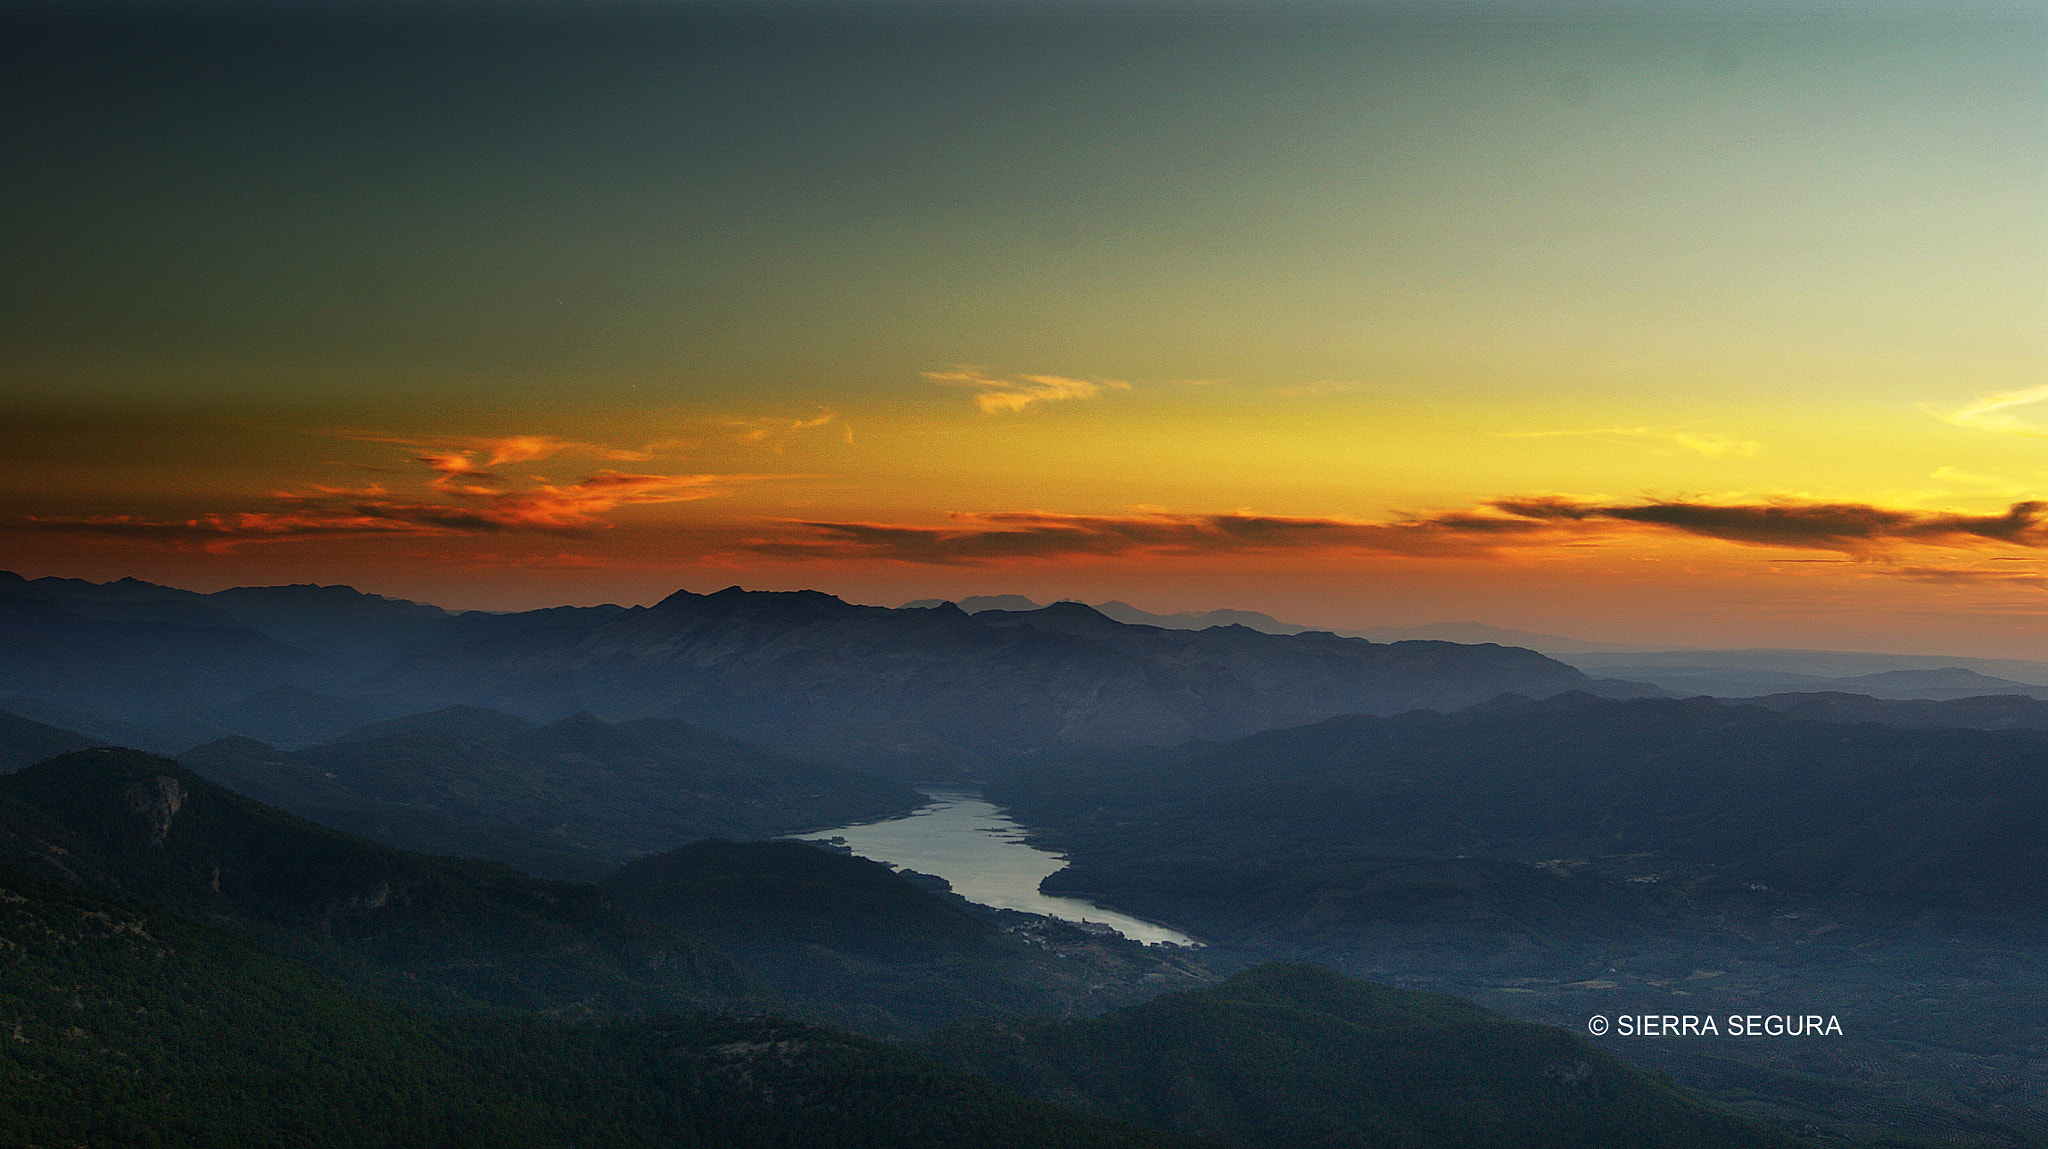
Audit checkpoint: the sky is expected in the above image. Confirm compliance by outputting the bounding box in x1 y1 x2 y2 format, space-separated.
2 0 2044 655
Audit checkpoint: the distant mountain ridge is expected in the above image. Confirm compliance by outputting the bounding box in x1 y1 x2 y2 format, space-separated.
902 593 1656 653
18 572 2048 771
1561 646 2048 695
366 587 1647 776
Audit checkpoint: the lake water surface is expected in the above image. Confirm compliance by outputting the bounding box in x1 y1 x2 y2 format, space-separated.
796 790 1196 946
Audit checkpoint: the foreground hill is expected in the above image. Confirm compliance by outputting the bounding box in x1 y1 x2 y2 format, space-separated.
990 693 2048 950
366 588 1640 775
0 748 758 1013
921 963 1800 1149
0 863 1206 1149
602 839 1215 1036
177 708 924 879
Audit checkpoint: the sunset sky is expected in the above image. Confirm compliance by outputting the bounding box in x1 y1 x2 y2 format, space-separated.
3 0 2044 655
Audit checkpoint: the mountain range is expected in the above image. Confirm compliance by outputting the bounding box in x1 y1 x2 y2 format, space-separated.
6 571 2048 1146
3 573 1651 775
362 589 1645 776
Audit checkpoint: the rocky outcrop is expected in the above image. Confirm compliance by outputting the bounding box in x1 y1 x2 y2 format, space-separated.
123 775 184 847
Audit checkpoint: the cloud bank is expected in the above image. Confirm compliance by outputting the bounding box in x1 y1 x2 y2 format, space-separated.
741 497 2048 565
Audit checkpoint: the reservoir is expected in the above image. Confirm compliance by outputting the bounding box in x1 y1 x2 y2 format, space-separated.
796 790 1196 946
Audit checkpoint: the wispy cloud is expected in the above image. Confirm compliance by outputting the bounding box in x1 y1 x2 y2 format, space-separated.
1936 384 2048 437
1496 427 1759 459
726 411 836 451
1930 466 2033 498
923 368 1130 414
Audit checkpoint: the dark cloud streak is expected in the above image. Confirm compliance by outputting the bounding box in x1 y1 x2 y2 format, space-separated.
741 499 2048 566
1493 497 2048 553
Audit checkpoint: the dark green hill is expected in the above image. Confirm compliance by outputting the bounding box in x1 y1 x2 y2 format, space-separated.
921 963 1802 1149
604 839 1216 1037
0 747 759 1014
0 862 1206 1149
604 837 994 960
991 693 2048 949
178 709 925 879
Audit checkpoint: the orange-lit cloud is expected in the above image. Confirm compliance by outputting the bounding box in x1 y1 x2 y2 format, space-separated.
7 470 736 551
923 368 1130 414
4 422 766 553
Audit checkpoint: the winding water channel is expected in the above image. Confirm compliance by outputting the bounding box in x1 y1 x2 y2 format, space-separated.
795 790 1196 946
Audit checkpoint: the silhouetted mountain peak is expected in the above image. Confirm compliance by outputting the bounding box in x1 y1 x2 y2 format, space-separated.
904 599 969 616
982 600 1127 634
960 594 1044 612
655 585 861 619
